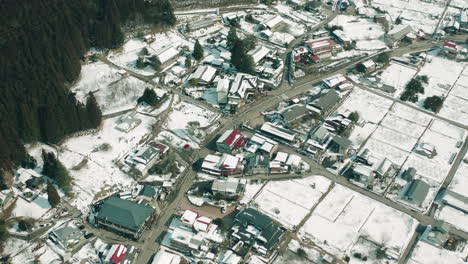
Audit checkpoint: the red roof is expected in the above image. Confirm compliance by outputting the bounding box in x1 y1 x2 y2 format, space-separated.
294 55 302 62
310 55 320 62
109 245 127 264
222 130 245 150
444 41 457 50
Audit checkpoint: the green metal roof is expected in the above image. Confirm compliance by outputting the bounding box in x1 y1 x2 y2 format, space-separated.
95 196 154 231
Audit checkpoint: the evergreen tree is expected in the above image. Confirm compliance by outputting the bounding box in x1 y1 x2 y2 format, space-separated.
85 92 102 129
231 40 256 74
21 154 37 169
185 56 192 68
138 88 159 106
0 220 9 242
47 183 61 207
423 96 443 113
42 150 71 190
193 40 204 61
227 27 238 49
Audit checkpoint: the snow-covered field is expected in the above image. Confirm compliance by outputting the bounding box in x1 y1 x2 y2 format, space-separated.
40 113 157 211
165 95 220 145
409 241 466 264
72 61 160 115
377 62 417 97
252 176 332 230
439 66 468 126
329 15 386 50
299 185 417 259
371 0 445 33
337 88 393 124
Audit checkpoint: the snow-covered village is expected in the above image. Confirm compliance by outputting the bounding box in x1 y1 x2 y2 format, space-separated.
1 0 468 264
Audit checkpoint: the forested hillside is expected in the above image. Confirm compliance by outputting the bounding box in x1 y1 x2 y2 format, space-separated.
0 0 175 188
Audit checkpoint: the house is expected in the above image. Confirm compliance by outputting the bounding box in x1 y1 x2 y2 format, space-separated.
401 179 430 206
353 164 374 187
103 244 127 264
188 17 219 31
144 34 155 43
385 25 413 46
244 152 270 175
332 30 351 45
307 37 337 58
89 196 155 240
48 221 83 250
217 78 231 105
249 133 279 159
151 250 182 264
461 9 468 32
282 105 310 124
16 168 42 190
231 208 285 256
309 89 341 115
220 250 242 264
311 30 328 39
306 126 333 152
115 111 142 133
201 153 241 176
322 74 347 89
413 142 436 158
180 210 215 233
261 15 284 31
216 129 245 154
248 45 272 65
286 154 303 171
123 142 169 177
422 220 450 247
260 122 296 143
137 185 158 201
212 177 246 197
189 65 217 85
443 19 460 33
155 47 179 68
442 41 458 56
329 135 352 155
228 73 259 110
361 59 377 73
259 29 273 40
401 167 416 181
377 84 396 94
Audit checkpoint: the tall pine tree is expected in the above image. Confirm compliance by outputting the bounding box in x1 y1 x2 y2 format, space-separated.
47 183 61 207
85 93 102 129
193 40 204 61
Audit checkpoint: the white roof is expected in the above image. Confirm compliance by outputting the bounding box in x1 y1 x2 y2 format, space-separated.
274 152 289 163
217 78 231 104
250 133 278 146
362 60 376 68
354 164 373 176
248 46 271 64
152 251 181 264
260 122 296 142
155 47 179 64
286 154 301 167
17 168 41 183
332 30 351 42
222 154 240 169
221 250 242 264
191 65 217 83
229 73 258 99
181 210 198 225
262 15 284 29
461 9 468 23
193 216 212 232
323 74 347 87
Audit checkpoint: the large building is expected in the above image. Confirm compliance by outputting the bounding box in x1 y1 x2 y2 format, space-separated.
228 73 259 110
231 208 285 256
212 177 246 197
216 129 245 154
89 196 155 240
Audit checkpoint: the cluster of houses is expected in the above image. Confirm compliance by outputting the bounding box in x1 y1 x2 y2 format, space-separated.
200 129 309 177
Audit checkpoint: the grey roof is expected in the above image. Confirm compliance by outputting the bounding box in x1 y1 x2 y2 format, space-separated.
404 179 429 205
312 90 340 112
311 126 330 142
282 105 309 122
52 224 82 244
378 84 396 94
235 208 285 250
212 178 242 194
331 136 352 150
95 196 154 231
402 167 417 179
139 185 156 198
